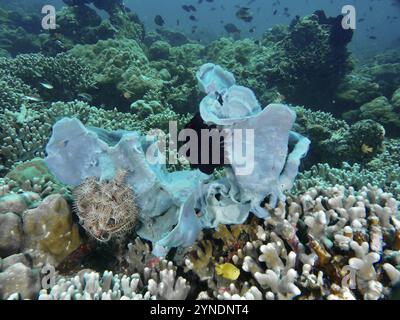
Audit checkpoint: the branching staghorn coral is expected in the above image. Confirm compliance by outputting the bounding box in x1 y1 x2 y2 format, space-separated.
73 170 139 242
37 259 190 300
293 160 400 200
189 184 400 300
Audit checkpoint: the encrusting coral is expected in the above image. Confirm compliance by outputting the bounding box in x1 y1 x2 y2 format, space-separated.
22 194 82 267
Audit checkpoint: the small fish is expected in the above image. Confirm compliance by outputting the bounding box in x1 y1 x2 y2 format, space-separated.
224 23 241 34
40 82 53 90
189 15 198 21
215 263 240 280
154 15 165 26
78 93 93 102
182 5 191 12
361 144 373 154
54 40 64 48
123 91 132 100
273 9 278 15
24 95 43 102
369 35 377 40
236 7 253 23
249 27 256 33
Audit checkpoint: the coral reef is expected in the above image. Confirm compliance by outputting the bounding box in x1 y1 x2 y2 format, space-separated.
0 263 41 300
0 0 145 56
44 64 310 254
344 96 400 137
0 212 23 257
68 38 163 109
186 185 400 300
37 259 190 300
0 3 399 302
204 12 353 109
0 100 189 174
1 184 399 300
294 106 386 166
0 9 42 56
0 108 53 173
0 53 95 111
294 138 400 199
338 50 400 136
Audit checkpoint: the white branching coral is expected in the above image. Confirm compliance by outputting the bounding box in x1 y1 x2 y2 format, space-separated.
38 270 153 300
216 284 263 300
38 260 190 300
199 184 400 300
148 261 190 300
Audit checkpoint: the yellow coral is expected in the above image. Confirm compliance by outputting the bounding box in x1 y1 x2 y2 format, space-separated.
22 194 81 266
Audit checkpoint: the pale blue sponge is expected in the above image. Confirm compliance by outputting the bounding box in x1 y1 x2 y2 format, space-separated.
45 64 310 255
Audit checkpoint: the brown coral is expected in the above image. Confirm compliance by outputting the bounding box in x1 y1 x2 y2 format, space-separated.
73 170 139 242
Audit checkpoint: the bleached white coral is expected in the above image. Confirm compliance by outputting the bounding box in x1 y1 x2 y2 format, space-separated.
148 262 190 300
217 284 263 300
38 270 154 300
38 260 190 300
